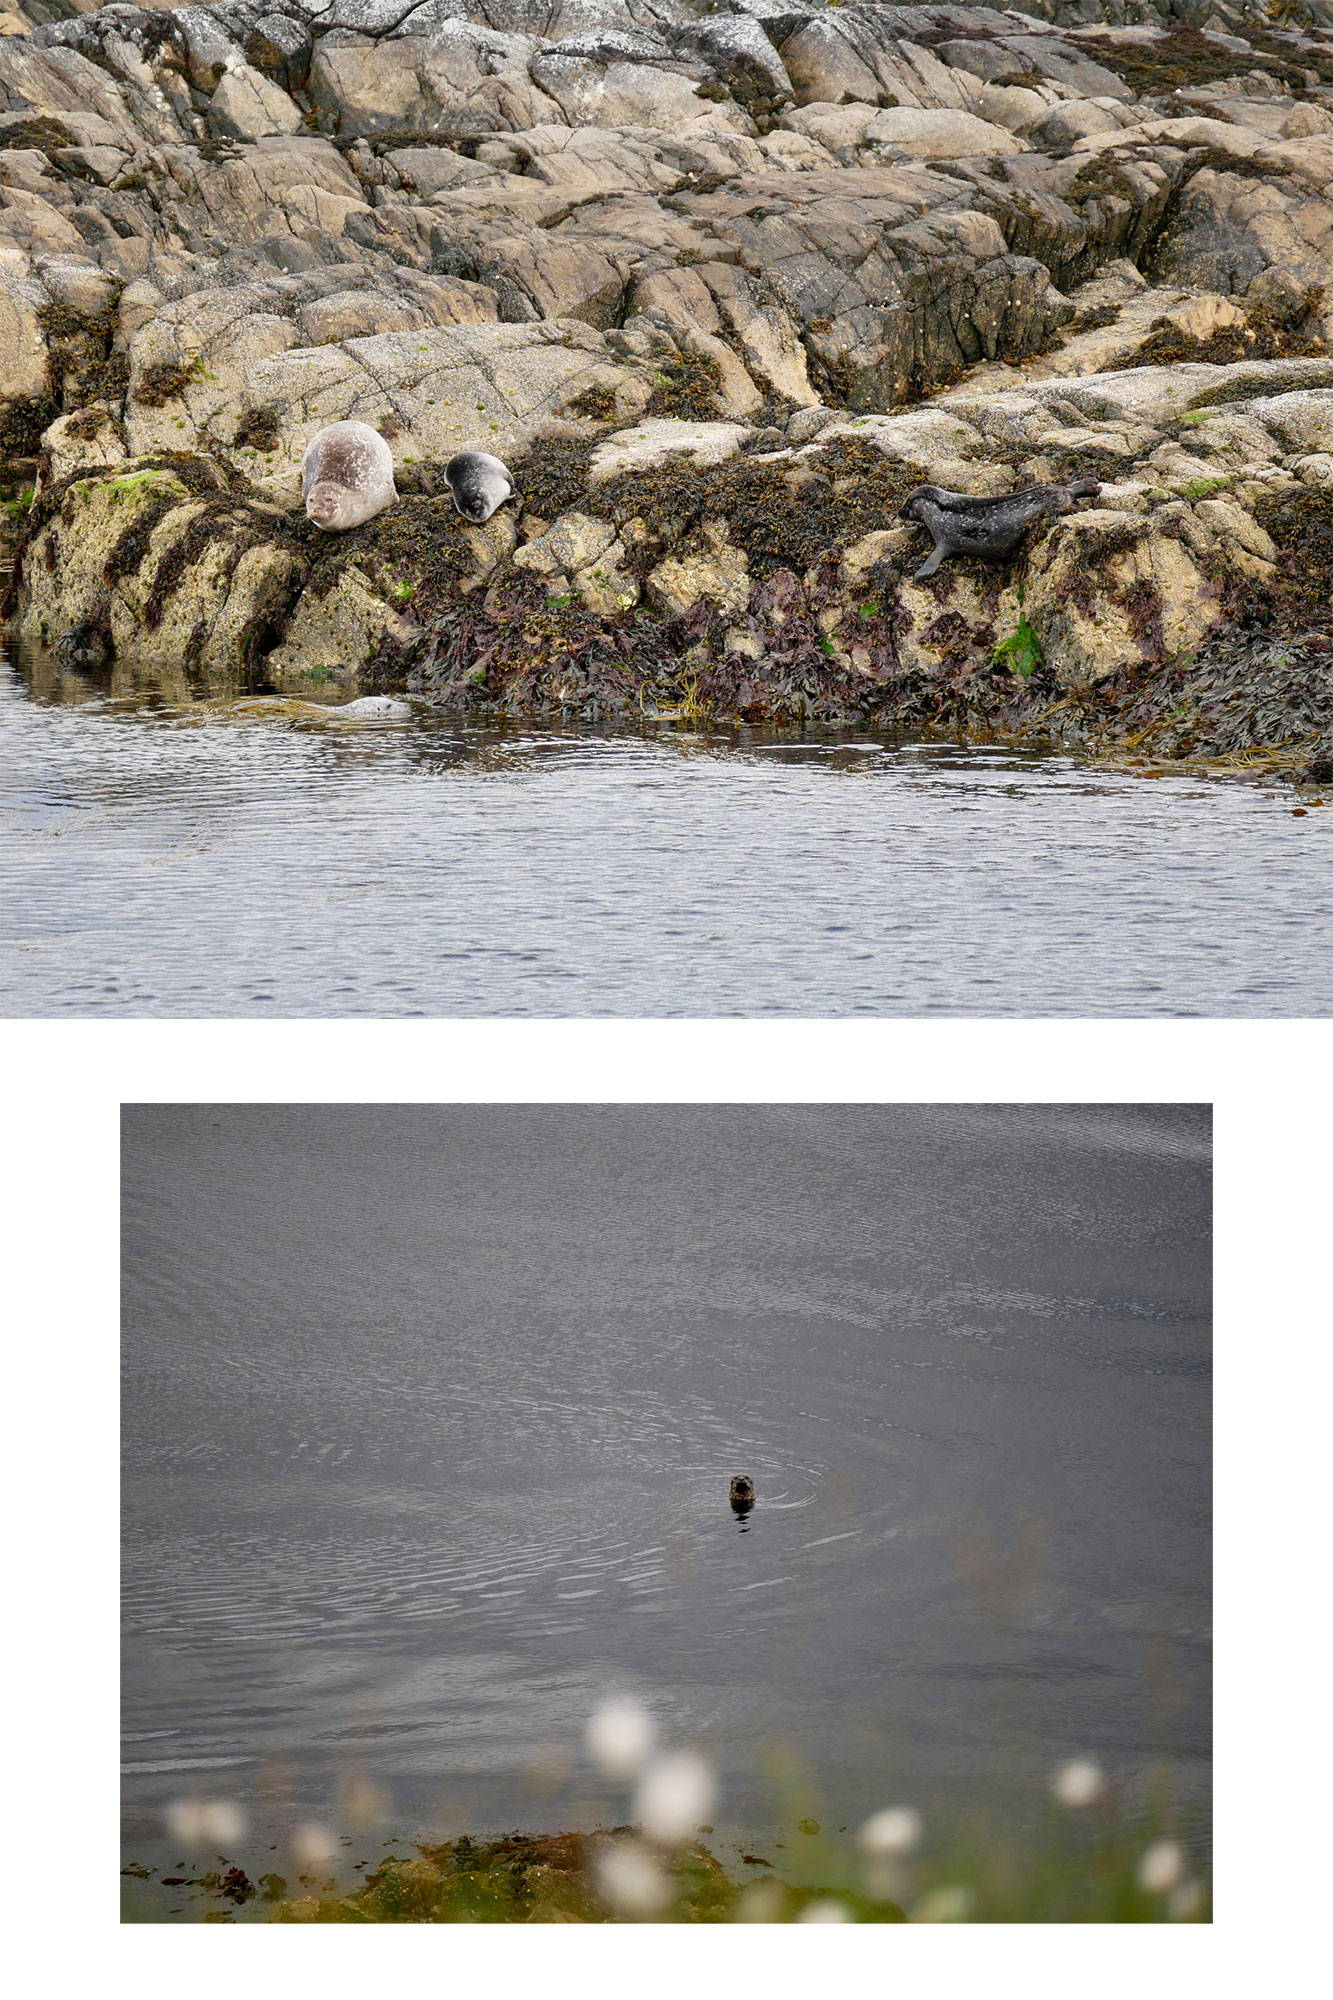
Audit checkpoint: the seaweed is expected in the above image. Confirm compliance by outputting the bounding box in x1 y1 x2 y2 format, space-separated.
101 485 189 587
1133 314 1327 367
132 357 211 408
0 115 76 151
1077 24 1316 94
1183 360 1333 409
512 434 598 522
232 408 284 453
0 396 59 465
35 291 128 411
644 353 726 421
993 619 1045 680
573 436 929 587
566 384 620 422
142 502 235 631
1228 486 1333 639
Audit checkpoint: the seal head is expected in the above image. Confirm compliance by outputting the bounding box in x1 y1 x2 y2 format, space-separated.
899 479 1101 580
445 450 516 524
729 1475 755 1512
302 421 397 533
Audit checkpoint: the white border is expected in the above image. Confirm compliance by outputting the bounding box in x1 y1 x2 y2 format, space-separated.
7 1022 1327 2000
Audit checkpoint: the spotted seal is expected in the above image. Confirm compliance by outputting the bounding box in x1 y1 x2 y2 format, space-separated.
302 421 397 532
444 450 517 524
898 479 1102 581
729 1475 755 1512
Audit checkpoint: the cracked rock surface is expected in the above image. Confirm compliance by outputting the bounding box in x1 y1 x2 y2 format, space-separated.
3 0 1332 777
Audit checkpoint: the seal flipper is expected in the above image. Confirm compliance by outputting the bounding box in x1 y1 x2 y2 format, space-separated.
913 540 947 581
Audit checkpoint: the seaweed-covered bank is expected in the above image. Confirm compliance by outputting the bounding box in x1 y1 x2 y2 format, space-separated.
122 1819 1210 1924
13 365 1333 781
3 0 1333 780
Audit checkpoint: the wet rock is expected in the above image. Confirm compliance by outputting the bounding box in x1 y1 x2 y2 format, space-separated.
264 563 416 692
512 509 617 576
1022 509 1214 684
647 528 750 617
19 460 302 674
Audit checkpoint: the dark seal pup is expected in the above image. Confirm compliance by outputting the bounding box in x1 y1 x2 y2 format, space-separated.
445 450 517 523
899 479 1101 581
729 1475 755 1512
302 421 397 532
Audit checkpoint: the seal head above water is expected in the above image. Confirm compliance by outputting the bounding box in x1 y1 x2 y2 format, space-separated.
729 1475 755 1512
898 479 1101 581
302 421 397 532
445 450 516 524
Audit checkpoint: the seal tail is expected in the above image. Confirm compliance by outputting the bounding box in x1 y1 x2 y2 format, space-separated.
1067 479 1101 499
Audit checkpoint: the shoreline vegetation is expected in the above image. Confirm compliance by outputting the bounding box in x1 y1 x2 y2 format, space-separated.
1 1 1330 785
121 1706 1210 1925
120 1809 1212 1925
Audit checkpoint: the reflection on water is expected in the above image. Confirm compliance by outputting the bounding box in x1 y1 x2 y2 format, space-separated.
121 1106 1212 1861
5 649 1330 1016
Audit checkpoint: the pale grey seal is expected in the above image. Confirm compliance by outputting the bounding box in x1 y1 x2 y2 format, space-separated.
898 479 1101 581
302 421 397 532
444 450 516 524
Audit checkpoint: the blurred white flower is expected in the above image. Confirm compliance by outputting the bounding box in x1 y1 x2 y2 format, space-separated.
913 1884 975 1923
799 1898 852 1922
292 1822 340 1872
633 1750 715 1844
165 1797 246 1849
862 1855 908 1905
586 1697 655 1782
1168 1878 1205 1921
1138 1839 1187 1895
594 1841 671 1919
858 1806 922 1855
735 1879 784 1923
338 1775 389 1829
1052 1758 1104 1807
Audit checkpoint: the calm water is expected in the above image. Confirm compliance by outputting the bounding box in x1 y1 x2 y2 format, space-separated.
122 1105 1212 1880
5 661 1329 1016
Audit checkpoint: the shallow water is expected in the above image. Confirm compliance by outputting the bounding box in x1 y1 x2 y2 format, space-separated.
4 661 1329 1016
122 1105 1211 1872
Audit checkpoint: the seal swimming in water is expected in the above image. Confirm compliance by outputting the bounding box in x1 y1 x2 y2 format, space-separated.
729 1475 755 1512
445 450 516 524
302 421 397 532
898 479 1101 581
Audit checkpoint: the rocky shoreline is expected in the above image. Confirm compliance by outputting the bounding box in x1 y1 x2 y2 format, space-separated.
3 0 1331 780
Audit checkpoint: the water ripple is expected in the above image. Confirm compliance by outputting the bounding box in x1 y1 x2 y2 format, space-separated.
4 666 1328 1015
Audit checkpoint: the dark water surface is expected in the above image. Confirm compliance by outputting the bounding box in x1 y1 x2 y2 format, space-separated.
122 1106 1211 1874
6 663 1330 1016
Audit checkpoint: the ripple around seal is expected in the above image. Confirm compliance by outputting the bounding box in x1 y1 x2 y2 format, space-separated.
5 661 1330 1016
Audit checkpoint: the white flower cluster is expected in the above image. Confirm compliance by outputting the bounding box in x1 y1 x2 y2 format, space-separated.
585 1696 718 1918
586 1696 716 1842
